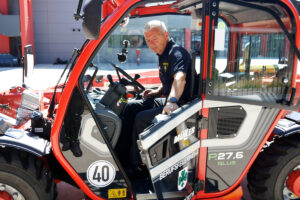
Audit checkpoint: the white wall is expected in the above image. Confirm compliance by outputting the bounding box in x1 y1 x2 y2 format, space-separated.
33 0 85 63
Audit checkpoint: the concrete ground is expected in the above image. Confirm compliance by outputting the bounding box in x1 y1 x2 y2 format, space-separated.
0 65 252 199
57 182 85 199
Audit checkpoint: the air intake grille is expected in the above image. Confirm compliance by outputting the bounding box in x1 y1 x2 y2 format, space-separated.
208 106 246 138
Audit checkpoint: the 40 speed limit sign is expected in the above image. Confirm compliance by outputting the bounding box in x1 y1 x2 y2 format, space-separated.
87 160 116 187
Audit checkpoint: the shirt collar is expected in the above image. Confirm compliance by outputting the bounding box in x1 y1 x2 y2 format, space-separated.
158 38 175 57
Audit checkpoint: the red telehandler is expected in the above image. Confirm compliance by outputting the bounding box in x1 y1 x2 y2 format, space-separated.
0 0 299 199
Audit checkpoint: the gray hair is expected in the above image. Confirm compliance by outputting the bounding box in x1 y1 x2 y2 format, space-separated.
144 20 167 34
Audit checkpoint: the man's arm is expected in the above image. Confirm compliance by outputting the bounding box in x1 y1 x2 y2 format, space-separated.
143 85 163 98
168 71 186 100
163 72 186 114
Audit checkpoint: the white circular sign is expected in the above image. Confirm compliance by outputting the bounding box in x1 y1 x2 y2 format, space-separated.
87 160 116 187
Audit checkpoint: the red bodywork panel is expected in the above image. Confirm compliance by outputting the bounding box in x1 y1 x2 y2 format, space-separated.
0 87 25 120
0 86 62 129
198 186 243 200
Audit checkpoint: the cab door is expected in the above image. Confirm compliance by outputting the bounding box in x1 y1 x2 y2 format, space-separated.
137 99 202 200
199 0 300 194
205 0 300 110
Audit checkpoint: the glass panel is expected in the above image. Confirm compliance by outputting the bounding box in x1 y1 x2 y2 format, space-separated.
94 15 201 69
211 1 294 104
60 87 131 199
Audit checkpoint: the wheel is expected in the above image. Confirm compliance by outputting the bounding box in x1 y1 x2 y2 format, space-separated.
0 147 57 200
247 134 300 200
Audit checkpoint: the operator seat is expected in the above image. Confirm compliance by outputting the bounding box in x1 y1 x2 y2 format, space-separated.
94 80 126 148
94 102 122 148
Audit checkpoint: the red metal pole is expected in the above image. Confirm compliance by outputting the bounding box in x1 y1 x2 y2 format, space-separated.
0 0 10 54
261 35 267 57
19 0 35 58
184 28 191 53
228 30 238 72
136 49 141 65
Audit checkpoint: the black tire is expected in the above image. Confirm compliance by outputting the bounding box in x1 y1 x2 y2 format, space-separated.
0 147 57 200
247 134 300 200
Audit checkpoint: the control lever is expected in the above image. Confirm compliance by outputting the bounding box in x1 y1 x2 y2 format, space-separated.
107 74 114 85
134 74 140 80
120 78 129 85
118 40 130 63
123 40 130 48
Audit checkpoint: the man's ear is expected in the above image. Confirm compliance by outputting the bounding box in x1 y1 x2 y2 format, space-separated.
165 31 169 39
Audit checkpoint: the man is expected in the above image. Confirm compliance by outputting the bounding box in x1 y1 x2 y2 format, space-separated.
116 20 195 172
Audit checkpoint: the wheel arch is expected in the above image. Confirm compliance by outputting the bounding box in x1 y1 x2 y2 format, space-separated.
0 134 51 157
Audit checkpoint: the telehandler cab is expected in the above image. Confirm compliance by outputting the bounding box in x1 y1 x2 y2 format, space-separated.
0 0 300 199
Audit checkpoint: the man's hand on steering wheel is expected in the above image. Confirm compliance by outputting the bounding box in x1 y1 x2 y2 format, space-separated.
143 89 158 98
143 86 163 98
110 63 145 97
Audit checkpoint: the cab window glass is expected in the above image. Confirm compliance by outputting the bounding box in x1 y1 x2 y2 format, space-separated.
210 1 294 104
94 15 201 67
83 14 202 115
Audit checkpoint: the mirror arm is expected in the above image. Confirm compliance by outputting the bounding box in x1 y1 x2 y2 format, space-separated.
74 0 84 21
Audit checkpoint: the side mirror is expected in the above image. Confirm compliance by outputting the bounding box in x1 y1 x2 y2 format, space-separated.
134 74 140 80
82 0 102 40
23 45 34 87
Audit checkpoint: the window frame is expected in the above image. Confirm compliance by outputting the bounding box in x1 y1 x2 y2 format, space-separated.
204 0 300 110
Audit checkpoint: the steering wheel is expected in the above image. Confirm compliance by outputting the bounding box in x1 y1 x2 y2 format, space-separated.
110 63 145 97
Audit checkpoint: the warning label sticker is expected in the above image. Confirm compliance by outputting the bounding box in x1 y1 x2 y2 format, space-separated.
108 188 127 199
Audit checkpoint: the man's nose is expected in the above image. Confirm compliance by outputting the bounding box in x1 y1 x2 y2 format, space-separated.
149 42 156 48
148 40 155 46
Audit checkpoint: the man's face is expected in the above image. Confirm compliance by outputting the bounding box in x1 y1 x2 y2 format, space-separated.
144 28 169 55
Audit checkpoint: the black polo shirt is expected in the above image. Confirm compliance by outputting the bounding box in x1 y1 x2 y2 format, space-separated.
158 38 193 104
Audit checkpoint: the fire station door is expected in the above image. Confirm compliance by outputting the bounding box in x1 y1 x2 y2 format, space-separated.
138 99 202 199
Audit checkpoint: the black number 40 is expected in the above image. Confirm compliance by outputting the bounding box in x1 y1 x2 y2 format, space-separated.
93 165 109 182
